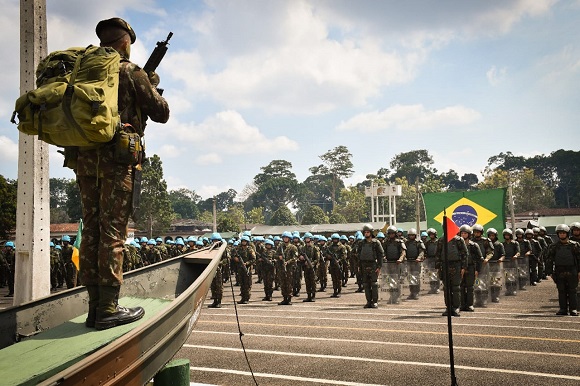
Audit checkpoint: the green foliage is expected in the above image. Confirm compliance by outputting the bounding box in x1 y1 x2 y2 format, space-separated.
49 178 69 209
198 210 214 224
65 179 82 222
217 216 240 233
514 169 555 212
199 189 237 212
334 186 367 222
252 160 299 213
389 150 437 183
328 211 347 224
246 207 265 224
138 154 175 237
0 175 17 238
310 145 354 206
169 188 200 219
301 205 329 225
269 206 298 226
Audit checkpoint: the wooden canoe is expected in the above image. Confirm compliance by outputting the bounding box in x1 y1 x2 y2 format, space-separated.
0 242 224 385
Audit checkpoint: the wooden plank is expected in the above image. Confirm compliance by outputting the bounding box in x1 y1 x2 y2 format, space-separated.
0 297 171 386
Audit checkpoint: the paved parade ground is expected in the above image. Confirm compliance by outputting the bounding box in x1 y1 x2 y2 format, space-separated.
180 277 580 386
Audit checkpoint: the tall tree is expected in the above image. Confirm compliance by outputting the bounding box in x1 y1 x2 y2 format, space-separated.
334 186 368 223
549 150 580 208
138 154 175 237
246 207 265 224
390 150 437 183
199 189 238 213
514 168 555 212
253 160 299 216
301 205 329 225
328 212 347 224
269 206 298 226
169 188 201 219
310 145 354 208
0 175 17 239
65 179 82 222
50 178 73 223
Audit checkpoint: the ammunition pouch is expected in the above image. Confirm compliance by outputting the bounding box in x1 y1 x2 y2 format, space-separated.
114 124 143 165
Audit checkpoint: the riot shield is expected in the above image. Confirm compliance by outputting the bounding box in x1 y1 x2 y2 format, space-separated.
488 261 503 303
474 263 489 307
406 260 422 299
423 258 440 294
517 255 529 290
380 262 401 304
504 258 518 296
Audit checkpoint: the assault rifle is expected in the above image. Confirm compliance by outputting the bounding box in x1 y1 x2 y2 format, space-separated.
258 252 274 267
278 245 287 275
143 32 173 95
300 248 315 269
235 251 250 276
326 248 343 274
132 32 173 221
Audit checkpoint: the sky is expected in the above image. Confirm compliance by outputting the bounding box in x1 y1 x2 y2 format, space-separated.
1 0 579 200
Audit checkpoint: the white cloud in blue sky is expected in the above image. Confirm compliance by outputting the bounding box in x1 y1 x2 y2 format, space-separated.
0 0 578 199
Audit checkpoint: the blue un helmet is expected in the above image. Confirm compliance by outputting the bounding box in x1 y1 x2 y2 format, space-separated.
176 239 185 246
241 235 251 242
292 231 300 239
265 239 274 247
196 240 204 246
156 237 163 243
166 240 175 245
147 239 156 245
376 232 385 239
303 232 313 240
340 235 348 241
5 241 15 248
211 232 222 241
273 235 282 242
140 237 149 243
331 233 340 240
50 242 55 247
319 236 328 242
421 231 428 238
55 245 62 250
281 231 293 239
62 235 71 243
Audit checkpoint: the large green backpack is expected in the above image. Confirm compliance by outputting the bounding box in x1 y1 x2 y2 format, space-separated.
11 45 121 147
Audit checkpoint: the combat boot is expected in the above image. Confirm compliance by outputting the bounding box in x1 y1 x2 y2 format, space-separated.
85 285 99 328
95 286 145 330
569 310 579 317
208 299 221 308
302 296 313 302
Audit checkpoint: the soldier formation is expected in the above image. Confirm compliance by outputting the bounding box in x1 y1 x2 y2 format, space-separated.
2 222 578 317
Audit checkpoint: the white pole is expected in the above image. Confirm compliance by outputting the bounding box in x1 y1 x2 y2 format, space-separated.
370 182 375 223
14 0 51 305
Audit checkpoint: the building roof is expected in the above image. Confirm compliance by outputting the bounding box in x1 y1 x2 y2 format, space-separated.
250 222 387 236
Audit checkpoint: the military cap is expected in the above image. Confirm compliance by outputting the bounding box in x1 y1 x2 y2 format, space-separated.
96 17 136 44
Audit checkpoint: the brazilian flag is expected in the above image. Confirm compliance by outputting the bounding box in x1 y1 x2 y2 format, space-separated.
423 188 507 235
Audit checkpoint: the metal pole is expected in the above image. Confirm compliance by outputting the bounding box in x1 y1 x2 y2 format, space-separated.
415 178 420 233
370 182 375 222
14 0 50 306
442 211 459 386
212 197 217 232
508 173 516 233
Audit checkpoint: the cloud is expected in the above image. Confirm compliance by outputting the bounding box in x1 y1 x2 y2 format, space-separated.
0 135 18 162
195 153 222 165
533 45 580 96
168 110 299 155
166 1 423 114
157 144 183 159
336 104 481 133
487 66 508 86
197 184 234 200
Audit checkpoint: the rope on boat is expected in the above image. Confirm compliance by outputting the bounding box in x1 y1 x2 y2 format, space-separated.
229 273 259 386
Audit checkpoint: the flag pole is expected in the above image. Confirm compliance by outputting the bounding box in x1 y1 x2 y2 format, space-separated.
443 208 458 386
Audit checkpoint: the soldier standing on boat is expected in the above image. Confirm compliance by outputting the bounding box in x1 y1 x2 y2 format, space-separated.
78 18 169 330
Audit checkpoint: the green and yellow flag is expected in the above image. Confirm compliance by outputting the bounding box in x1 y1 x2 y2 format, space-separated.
72 219 82 271
423 188 506 235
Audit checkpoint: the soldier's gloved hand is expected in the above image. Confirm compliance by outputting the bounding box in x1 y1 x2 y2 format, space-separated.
148 71 160 87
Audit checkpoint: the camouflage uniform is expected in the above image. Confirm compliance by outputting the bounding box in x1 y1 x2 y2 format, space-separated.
324 240 347 297
317 240 329 291
4 247 15 296
276 241 298 304
146 245 162 265
50 246 61 290
299 242 320 302
0 249 6 288
209 242 229 307
61 243 77 289
258 247 277 301
233 244 256 303
340 240 351 287
77 57 169 288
